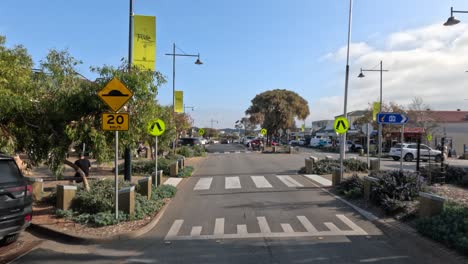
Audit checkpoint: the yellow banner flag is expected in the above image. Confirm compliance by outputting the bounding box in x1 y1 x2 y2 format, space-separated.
373 102 380 121
174 91 183 113
133 15 156 71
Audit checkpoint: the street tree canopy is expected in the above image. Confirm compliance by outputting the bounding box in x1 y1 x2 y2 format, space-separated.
245 89 309 139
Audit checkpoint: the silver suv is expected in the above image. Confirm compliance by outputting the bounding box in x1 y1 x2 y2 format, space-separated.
389 143 442 162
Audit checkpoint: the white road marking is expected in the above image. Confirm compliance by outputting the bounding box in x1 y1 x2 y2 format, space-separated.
237 225 248 235
165 219 183 239
336 214 367 234
257 217 271 233
235 151 241 154
251 176 273 188
214 218 224 235
324 222 341 232
245 151 251 153
224 151 230 154
276 175 304 187
190 226 202 236
163 178 183 187
297 216 318 233
225 177 241 189
194 177 213 190
281 223 294 233
303 174 332 187
165 215 368 240
213 152 220 154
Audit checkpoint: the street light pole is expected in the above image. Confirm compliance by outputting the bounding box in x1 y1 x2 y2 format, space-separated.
340 0 353 181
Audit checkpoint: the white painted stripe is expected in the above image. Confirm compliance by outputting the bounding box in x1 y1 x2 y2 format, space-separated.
235 151 241 154
324 222 341 232
276 175 303 187
164 178 183 187
224 151 230 154
214 218 224 235
190 226 202 236
194 177 213 190
304 174 332 187
246 151 251 153
281 223 294 233
166 219 183 238
336 214 367 234
257 217 271 233
251 176 272 188
297 216 318 233
237 224 247 235
214 152 220 154
225 177 241 189
165 230 366 240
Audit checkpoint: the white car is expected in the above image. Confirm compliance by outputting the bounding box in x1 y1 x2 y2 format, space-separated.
198 138 208 145
389 143 442 162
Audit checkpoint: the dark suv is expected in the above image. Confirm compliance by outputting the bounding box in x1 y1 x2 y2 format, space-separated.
178 138 201 146
0 154 32 245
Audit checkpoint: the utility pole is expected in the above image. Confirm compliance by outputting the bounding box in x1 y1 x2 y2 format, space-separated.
210 119 218 129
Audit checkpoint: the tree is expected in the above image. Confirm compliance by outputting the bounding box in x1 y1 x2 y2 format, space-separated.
245 89 309 143
353 102 406 138
238 117 257 136
0 36 166 184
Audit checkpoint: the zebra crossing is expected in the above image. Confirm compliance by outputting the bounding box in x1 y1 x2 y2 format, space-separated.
165 214 368 240
209 150 255 154
192 175 309 191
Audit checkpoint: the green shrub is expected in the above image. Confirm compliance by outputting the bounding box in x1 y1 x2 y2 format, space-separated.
55 209 73 219
153 184 177 200
177 146 194 157
416 202 468 255
117 158 174 176
178 166 194 178
336 175 363 199
369 170 422 215
310 159 367 175
192 145 206 157
420 164 467 186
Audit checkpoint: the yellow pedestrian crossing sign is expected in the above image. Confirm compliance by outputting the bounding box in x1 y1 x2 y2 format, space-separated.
198 128 205 136
261 128 267 135
147 119 165 136
334 117 349 134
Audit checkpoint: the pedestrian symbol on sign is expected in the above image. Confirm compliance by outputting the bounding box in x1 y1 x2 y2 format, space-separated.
334 117 349 134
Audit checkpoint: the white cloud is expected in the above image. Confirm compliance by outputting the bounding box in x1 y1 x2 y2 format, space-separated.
315 23 468 122
328 42 374 61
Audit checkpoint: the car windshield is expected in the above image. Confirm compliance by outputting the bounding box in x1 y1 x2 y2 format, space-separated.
3 1 467 262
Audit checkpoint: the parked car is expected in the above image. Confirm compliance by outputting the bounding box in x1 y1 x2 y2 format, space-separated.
197 138 208 145
347 140 363 152
221 138 230 144
243 136 255 146
0 154 33 245
389 143 442 162
179 138 202 146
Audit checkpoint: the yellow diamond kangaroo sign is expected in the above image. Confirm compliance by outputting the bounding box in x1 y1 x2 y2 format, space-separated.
98 78 133 112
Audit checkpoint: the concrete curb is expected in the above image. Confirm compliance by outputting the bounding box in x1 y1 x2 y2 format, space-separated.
29 197 173 244
302 175 466 263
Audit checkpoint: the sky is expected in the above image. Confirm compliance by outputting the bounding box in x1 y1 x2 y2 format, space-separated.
1 0 468 129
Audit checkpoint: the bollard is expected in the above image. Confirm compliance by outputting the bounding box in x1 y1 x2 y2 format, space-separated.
419 192 445 218
272 146 276 153
118 186 135 215
363 176 379 201
370 159 380 171
305 158 314 174
56 185 77 210
27 177 43 201
171 162 179 177
177 159 183 170
358 149 364 156
289 147 294 154
152 170 163 187
325 155 333 159
332 168 341 186
137 177 152 199
181 157 185 168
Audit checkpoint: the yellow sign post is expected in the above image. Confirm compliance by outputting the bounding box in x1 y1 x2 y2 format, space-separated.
102 113 129 131
334 117 349 134
98 78 134 112
147 119 166 137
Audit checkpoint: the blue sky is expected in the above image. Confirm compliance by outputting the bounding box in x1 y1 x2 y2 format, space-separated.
2 0 468 129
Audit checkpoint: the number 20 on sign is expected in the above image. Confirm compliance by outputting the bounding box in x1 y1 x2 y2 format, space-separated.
102 113 129 131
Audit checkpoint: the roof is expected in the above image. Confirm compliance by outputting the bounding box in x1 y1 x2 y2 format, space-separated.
409 110 468 123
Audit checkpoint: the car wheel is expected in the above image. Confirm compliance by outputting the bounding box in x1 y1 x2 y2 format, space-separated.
392 157 400 161
0 233 19 245
404 153 414 162
435 155 442 162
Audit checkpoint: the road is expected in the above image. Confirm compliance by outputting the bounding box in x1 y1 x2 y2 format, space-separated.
14 145 464 263
205 143 250 153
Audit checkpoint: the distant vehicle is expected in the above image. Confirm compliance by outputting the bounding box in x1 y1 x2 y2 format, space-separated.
0 154 33 245
179 138 202 146
221 138 229 144
197 138 208 145
271 141 280 146
389 143 442 162
347 140 363 152
310 137 332 148
243 136 255 146
210 139 220 144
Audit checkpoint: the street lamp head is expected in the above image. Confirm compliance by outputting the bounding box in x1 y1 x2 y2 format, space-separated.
358 69 365 78
194 54 203 65
444 16 460 26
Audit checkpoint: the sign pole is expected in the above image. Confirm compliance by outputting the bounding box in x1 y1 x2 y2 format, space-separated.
155 136 158 187
115 131 119 219
367 123 370 169
400 125 404 171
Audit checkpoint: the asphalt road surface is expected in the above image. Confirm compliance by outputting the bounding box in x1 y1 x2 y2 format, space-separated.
15 151 464 264
205 143 249 154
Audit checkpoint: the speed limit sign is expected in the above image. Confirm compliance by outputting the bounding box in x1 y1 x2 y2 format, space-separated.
102 113 129 131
